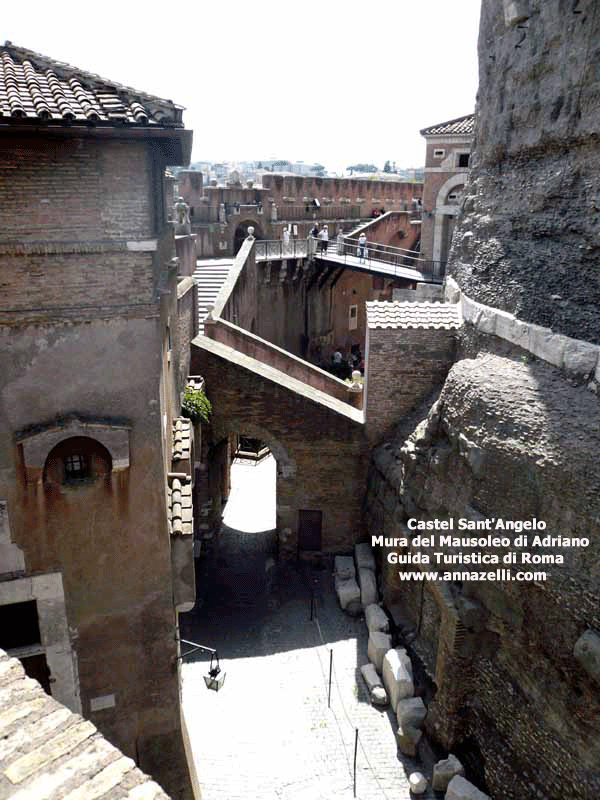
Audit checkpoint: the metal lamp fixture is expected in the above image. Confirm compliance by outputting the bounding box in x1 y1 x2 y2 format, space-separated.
179 639 226 692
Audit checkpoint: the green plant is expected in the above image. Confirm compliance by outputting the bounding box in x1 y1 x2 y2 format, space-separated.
181 386 212 423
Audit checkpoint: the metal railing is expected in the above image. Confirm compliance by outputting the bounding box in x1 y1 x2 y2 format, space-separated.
277 205 362 221
255 239 309 260
313 236 446 282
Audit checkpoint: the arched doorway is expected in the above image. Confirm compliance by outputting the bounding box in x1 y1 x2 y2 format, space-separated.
233 220 263 255
433 173 468 264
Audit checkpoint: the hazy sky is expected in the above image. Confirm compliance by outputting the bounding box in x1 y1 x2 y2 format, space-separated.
3 0 481 172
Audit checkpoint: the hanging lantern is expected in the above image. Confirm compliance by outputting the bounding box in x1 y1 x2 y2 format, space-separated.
180 639 226 692
203 651 226 692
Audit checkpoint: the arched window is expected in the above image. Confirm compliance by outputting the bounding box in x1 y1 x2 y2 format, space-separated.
43 437 112 488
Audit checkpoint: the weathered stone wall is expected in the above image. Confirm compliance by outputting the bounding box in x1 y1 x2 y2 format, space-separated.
450 0 600 343
366 350 600 800
364 5 600 797
0 135 193 798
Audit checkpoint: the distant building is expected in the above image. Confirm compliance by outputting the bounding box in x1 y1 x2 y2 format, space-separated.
419 114 474 265
178 172 423 257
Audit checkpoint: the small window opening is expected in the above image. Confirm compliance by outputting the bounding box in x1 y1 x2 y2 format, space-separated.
433 149 445 158
64 453 90 483
458 153 470 168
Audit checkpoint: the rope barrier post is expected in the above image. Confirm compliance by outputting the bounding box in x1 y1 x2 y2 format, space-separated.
353 728 358 797
328 649 333 708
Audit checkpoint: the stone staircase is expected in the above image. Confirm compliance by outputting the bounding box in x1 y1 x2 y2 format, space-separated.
193 257 233 332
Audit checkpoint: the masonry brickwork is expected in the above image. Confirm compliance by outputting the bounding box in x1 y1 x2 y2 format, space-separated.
0 58 194 799
365 326 457 445
191 338 367 557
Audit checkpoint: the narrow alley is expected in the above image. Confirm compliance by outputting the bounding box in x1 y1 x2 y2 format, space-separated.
179 456 418 800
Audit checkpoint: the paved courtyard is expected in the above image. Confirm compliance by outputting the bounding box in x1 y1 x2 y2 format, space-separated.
180 457 424 800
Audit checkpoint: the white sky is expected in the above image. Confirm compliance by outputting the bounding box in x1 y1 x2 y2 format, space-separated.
3 0 481 173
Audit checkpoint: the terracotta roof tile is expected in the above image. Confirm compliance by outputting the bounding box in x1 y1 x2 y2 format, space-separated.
366 301 462 330
0 42 184 129
0 651 171 799
172 417 192 463
420 113 475 136
167 475 193 536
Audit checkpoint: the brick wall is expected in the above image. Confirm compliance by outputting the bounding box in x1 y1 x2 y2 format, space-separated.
365 327 457 444
191 339 367 556
262 174 422 217
0 251 155 316
0 136 154 242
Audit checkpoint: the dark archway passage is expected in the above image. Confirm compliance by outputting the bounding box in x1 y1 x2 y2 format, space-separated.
234 220 263 254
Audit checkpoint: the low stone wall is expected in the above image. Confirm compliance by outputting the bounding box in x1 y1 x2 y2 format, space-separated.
446 276 600 380
203 317 360 407
175 234 197 278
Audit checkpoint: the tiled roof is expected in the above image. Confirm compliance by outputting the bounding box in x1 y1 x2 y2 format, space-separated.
172 417 192 463
0 41 184 127
167 475 193 536
420 114 475 137
0 650 170 799
366 301 462 330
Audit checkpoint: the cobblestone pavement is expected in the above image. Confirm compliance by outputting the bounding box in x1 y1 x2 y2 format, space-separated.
180 463 433 800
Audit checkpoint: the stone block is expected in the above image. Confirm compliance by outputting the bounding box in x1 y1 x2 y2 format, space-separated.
396 723 421 757
365 603 389 633
358 567 378 607
573 630 600 684
360 663 389 706
367 632 392 673
382 648 414 709
563 339 599 376
527 324 564 368
445 775 490 800
444 275 461 304
432 754 465 791
460 294 479 325
335 576 361 616
408 772 427 795
396 697 427 729
355 542 376 572
477 306 496 335
334 555 355 580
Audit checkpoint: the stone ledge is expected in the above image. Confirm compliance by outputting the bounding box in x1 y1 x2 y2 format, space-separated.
445 276 600 380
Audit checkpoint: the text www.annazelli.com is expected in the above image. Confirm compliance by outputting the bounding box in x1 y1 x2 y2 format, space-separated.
397 569 547 582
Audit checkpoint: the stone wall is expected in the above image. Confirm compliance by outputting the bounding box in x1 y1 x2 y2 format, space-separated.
365 350 600 799
0 134 193 799
362 3 600 798
450 0 600 344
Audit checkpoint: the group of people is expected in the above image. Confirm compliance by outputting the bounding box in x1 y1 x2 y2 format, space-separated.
310 223 330 254
330 345 364 379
